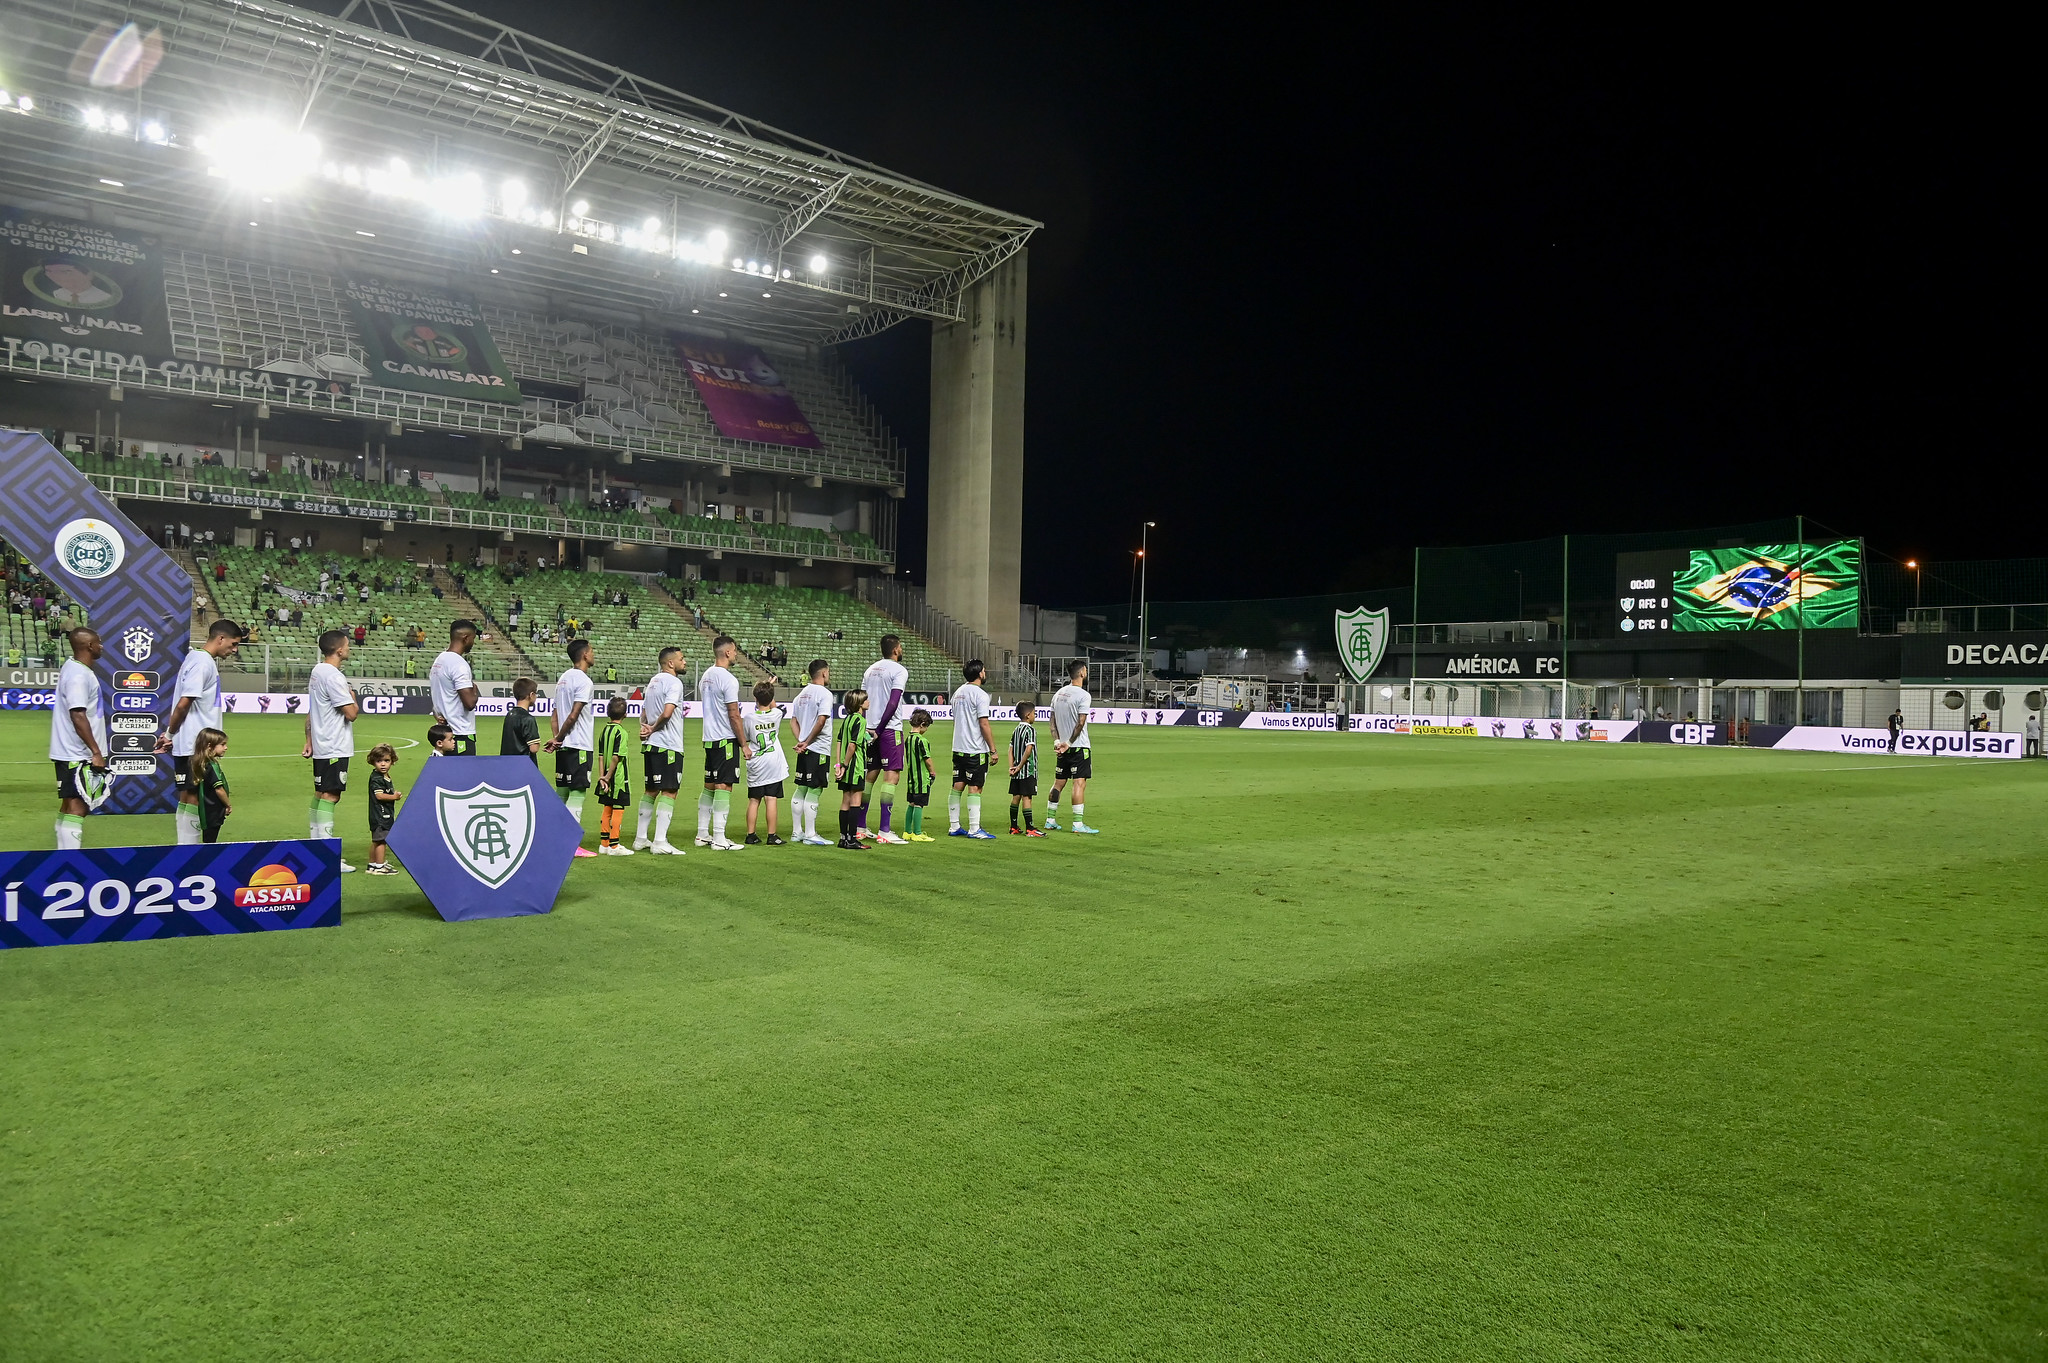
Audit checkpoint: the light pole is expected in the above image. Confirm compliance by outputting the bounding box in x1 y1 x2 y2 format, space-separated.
1907 559 1921 612
1138 521 1155 702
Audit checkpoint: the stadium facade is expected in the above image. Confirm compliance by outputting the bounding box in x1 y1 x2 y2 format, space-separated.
0 0 1033 673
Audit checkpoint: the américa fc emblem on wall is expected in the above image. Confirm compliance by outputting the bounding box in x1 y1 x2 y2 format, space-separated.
1335 606 1390 683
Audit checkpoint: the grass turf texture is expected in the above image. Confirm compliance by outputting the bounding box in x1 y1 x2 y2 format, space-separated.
1 712 2043 1361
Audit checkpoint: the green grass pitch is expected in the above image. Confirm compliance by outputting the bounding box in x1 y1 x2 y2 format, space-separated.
1 712 2042 1361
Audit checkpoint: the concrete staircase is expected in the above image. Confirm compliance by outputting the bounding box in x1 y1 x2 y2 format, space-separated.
646 581 775 686
431 566 541 678
169 547 224 636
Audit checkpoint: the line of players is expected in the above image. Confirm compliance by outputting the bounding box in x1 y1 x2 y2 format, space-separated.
42 618 1100 859
530 629 1100 854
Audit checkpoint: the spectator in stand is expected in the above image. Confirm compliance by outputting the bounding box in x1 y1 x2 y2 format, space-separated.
213 561 226 583
353 624 367 645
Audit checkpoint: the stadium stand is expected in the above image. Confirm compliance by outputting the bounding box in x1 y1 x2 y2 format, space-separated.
464 569 722 685
205 547 526 681
152 251 903 488
671 581 960 690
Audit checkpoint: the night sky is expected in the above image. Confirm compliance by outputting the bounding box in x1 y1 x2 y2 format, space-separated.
475 4 2031 607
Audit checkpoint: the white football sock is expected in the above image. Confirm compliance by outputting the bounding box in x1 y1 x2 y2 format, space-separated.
966 793 982 834
1071 802 1084 824
697 790 714 839
55 816 82 850
175 804 202 845
948 792 961 831
637 802 654 843
654 797 675 844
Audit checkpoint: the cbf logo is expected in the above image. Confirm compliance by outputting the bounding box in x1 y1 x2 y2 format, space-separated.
435 783 535 889
1335 606 1390 683
53 518 126 581
119 625 155 664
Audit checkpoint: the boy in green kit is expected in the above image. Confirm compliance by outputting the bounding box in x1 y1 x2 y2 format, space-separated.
595 696 633 855
902 709 937 841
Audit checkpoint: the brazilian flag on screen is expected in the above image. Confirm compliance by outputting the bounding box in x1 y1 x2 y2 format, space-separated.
1673 540 1861 631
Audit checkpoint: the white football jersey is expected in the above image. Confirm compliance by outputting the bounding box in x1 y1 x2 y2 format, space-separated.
791 682 836 755
860 657 909 730
49 659 105 762
170 648 220 757
642 670 688 752
699 665 740 741
744 707 789 786
307 661 356 760
1053 684 1094 749
429 649 477 735
553 667 595 750
951 683 993 753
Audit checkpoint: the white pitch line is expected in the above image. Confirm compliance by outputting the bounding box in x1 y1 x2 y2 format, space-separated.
0 734 422 765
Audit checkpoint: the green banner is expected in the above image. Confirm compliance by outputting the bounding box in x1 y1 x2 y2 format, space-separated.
1 206 173 362
1674 540 1860 631
341 277 521 404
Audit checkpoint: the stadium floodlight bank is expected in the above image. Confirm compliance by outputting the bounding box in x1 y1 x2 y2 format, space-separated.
0 0 1038 660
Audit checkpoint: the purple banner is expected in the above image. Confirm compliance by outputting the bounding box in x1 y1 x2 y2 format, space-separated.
675 337 822 448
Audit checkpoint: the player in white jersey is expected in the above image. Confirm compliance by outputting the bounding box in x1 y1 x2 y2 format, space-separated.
858 635 911 843
695 635 750 849
302 629 361 870
635 645 690 854
947 659 998 839
547 638 599 858
742 679 790 844
788 659 836 845
428 620 481 754
49 628 108 849
1047 659 1099 833
159 618 243 844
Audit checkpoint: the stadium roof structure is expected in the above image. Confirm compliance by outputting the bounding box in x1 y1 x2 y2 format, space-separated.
0 0 1040 346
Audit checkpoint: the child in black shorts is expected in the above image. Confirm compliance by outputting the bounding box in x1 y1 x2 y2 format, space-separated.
366 743 400 874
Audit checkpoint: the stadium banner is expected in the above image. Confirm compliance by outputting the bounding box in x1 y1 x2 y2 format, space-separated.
1771 725 2019 759
1412 647 1563 679
1902 633 2048 681
0 429 191 813
0 206 174 363
0 838 341 949
341 278 522 404
186 487 420 522
384 756 583 921
1673 541 1861 631
674 336 822 448
1353 714 1640 742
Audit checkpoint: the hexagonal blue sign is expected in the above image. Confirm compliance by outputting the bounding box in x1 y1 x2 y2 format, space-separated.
385 756 582 921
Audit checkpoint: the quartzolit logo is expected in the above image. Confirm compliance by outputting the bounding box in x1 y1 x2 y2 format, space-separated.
53 518 126 581
436 783 535 889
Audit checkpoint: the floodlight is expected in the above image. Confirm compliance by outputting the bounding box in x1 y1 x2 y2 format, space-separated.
781 268 791 279
142 119 167 143
706 229 728 251
108 113 128 133
808 253 827 272
571 198 589 216
17 97 33 112
203 118 321 191
83 107 107 129
98 178 124 187
501 178 528 207
732 256 743 269
643 215 661 233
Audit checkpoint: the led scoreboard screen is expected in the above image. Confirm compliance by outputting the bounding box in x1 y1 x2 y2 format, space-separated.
1615 542 1861 633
